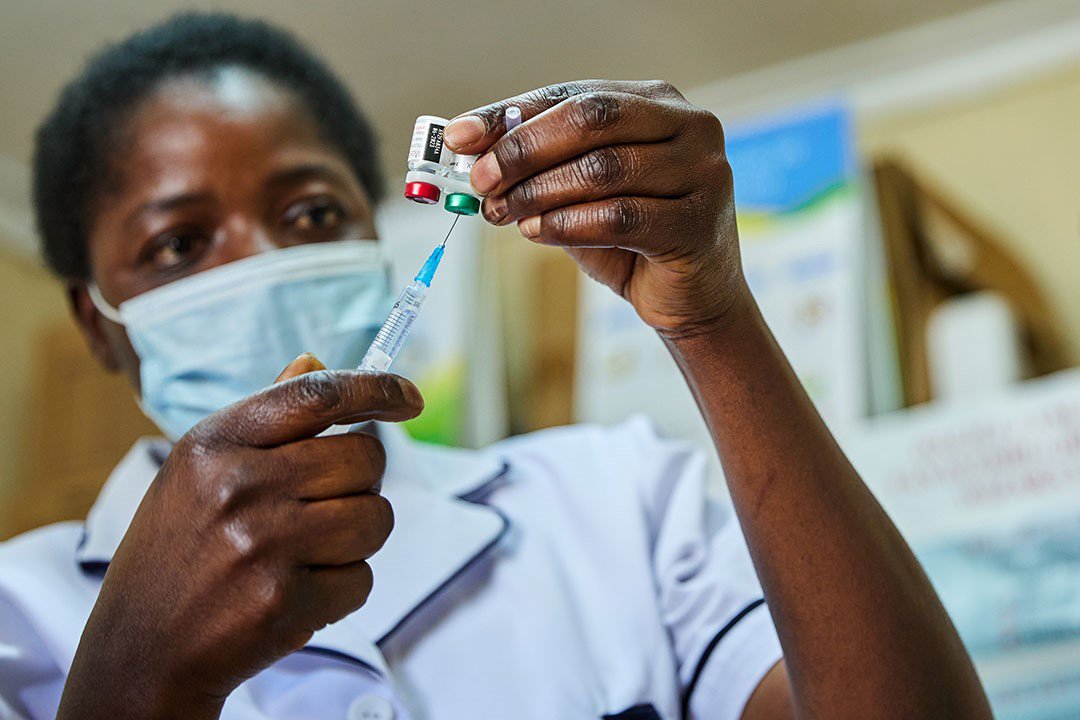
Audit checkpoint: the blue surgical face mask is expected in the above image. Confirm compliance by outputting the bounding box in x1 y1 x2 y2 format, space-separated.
88 240 391 441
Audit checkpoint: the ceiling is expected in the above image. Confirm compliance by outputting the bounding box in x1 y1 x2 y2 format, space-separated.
0 0 1003 180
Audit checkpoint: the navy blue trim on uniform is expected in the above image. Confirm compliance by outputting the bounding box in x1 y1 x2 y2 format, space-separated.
75 528 110 576
297 645 384 675
77 560 109 577
457 461 511 503
374 464 512 645
376 504 511 646
680 597 767 718
603 703 661 719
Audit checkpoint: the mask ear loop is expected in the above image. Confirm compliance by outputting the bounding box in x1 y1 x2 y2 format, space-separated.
87 282 166 435
86 283 126 325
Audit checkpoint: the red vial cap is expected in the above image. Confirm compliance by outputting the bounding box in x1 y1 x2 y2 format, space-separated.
404 181 441 205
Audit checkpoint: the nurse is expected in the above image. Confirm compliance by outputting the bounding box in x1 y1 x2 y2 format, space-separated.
0 12 991 720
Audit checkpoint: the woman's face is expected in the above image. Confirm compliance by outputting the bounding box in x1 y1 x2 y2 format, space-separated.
71 66 378 390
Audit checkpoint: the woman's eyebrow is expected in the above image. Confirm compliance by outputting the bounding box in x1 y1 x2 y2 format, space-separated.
125 191 216 232
265 163 352 190
133 191 215 217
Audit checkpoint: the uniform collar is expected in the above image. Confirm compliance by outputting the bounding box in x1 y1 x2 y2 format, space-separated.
77 423 509 669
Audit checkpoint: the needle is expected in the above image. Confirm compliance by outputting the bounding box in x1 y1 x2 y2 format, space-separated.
440 213 460 248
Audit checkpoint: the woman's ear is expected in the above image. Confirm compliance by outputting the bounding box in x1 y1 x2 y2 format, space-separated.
67 282 122 372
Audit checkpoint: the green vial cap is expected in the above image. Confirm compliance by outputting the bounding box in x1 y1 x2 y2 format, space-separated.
444 192 480 216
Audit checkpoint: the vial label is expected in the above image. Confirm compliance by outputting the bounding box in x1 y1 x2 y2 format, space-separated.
446 151 479 178
408 118 446 167
423 125 444 163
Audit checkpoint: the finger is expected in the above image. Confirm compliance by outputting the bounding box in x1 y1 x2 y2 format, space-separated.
275 353 326 383
294 493 394 566
483 142 692 226
444 79 683 154
299 561 375 630
282 432 387 500
466 91 691 197
518 196 694 256
195 370 423 448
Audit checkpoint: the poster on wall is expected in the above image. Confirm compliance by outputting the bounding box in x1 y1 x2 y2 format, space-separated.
575 103 870 485
728 103 866 426
844 370 1080 720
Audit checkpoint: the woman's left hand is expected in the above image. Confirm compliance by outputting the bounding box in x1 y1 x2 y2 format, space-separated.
444 80 748 340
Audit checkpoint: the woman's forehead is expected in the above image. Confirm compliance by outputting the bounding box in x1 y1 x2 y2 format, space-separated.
124 69 322 163
149 66 300 120
104 69 345 203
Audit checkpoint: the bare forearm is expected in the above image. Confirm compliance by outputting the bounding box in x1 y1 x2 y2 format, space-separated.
59 670 224 720
666 291 991 718
59 614 225 720
58 680 223 720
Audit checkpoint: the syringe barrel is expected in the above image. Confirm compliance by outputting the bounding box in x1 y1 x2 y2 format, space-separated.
358 281 428 372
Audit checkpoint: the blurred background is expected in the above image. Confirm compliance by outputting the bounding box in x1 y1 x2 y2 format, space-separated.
1 0 1079 717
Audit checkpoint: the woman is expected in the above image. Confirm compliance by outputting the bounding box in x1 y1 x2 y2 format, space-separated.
0 12 991 720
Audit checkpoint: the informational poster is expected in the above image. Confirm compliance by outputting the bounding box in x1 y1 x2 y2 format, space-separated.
727 103 866 426
844 370 1080 720
575 103 869 485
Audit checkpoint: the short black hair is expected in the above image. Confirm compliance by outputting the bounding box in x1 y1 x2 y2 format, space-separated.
32 11 384 280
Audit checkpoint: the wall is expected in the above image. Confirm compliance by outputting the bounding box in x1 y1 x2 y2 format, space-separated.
0 248 68 500
859 62 1080 363
0 246 157 539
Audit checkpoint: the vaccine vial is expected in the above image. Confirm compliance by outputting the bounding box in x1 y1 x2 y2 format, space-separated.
444 150 479 183
404 113 482 214
442 150 481 215
405 115 449 204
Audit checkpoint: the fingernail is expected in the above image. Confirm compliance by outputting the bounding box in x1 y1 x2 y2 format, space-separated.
398 378 424 407
484 195 509 225
294 352 326 370
519 215 541 238
276 352 326 383
444 116 485 149
471 153 501 195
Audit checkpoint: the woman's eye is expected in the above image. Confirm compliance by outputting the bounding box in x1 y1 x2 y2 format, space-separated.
285 198 347 234
149 232 209 271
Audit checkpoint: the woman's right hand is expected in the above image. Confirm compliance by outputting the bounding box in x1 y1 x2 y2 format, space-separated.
57 357 424 720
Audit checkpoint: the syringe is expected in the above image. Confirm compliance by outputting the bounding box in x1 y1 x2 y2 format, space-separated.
361 106 520 373
358 216 458 372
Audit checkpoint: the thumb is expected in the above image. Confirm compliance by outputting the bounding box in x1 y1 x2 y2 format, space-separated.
275 352 327 383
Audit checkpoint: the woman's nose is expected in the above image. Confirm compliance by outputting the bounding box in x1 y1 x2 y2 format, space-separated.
217 218 279 264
